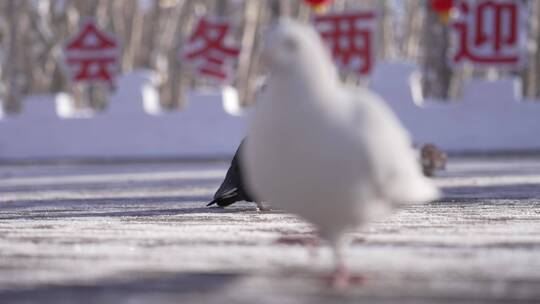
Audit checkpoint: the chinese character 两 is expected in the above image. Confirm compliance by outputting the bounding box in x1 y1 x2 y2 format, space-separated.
314 12 376 76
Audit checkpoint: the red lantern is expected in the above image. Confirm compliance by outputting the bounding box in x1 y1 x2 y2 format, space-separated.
304 0 332 13
430 0 453 12
430 0 454 24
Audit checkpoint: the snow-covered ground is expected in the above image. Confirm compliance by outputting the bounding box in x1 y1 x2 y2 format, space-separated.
0 156 539 303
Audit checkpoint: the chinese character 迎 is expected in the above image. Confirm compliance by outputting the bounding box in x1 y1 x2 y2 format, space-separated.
450 0 526 67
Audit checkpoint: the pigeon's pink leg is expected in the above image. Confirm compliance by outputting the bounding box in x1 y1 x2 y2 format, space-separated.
329 241 350 288
328 239 364 288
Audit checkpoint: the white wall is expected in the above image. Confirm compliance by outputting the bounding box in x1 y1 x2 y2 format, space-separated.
0 70 246 160
2 62 540 160
370 62 540 152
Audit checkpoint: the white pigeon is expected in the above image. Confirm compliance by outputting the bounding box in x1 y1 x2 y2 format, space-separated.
242 19 440 285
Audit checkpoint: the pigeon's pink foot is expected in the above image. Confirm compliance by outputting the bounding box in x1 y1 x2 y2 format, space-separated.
325 265 364 289
330 264 350 288
274 235 320 258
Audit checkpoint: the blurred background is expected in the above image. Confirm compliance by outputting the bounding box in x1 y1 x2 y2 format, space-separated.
0 0 539 160
1 0 538 113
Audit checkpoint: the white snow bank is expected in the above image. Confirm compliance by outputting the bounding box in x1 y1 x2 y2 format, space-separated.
0 70 246 160
2 62 540 160
370 62 540 152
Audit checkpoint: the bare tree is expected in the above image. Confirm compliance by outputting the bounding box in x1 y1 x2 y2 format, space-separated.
521 0 540 99
421 1 453 99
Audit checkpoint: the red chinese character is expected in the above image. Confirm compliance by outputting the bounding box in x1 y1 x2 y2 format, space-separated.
64 20 120 85
314 12 376 76
451 0 525 66
182 18 240 82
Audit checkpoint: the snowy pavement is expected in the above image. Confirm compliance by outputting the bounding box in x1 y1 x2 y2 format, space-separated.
0 157 539 303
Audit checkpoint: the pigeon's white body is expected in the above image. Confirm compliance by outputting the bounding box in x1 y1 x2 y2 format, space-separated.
242 20 439 277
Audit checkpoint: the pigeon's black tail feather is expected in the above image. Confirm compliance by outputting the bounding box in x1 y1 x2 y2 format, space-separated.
207 188 239 207
206 200 218 207
208 139 258 208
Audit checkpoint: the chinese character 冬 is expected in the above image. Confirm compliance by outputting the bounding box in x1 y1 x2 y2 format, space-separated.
451 0 525 67
182 17 241 83
64 20 120 85
314 12 376 76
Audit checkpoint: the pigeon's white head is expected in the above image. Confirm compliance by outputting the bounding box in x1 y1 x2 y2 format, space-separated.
261 19 337 81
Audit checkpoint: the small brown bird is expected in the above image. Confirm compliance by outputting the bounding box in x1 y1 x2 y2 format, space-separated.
420 143 447 177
